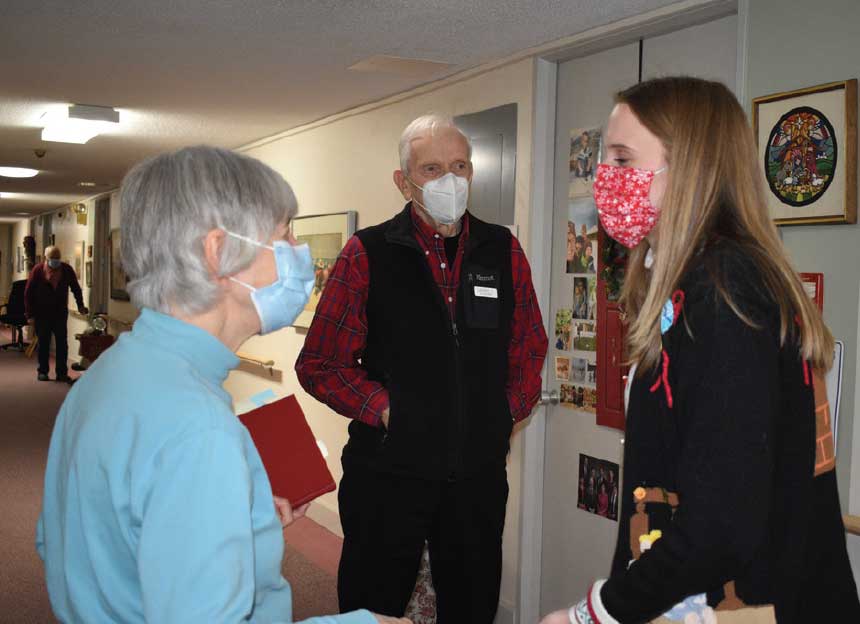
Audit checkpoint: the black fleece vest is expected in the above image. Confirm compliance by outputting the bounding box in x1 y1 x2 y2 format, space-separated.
344 205 514 480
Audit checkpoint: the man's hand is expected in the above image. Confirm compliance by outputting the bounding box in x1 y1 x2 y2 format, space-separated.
78 306 89 315
381 407 390 429
272 496 310 528
373 615 412 624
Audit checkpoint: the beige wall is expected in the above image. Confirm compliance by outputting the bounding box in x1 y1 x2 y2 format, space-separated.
11 218 31 282
0 224 12 299
232 57 536 615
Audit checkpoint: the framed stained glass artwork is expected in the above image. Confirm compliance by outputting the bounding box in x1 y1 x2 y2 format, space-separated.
753 80 857 225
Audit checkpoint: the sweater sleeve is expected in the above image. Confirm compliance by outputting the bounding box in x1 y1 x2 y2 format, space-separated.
601 291 779 622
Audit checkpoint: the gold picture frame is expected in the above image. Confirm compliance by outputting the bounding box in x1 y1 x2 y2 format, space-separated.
291 211 357 328
752 79 857 225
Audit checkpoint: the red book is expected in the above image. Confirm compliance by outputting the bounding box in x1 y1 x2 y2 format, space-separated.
238 394 336 508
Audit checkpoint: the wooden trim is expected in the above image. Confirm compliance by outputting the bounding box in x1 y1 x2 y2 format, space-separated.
845 514 860 536
752 80 850 107
235 352 283 383
845 78 857 225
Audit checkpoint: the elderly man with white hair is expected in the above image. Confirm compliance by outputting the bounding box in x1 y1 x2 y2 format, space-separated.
296 114 548 622
37 146 408 624
25 244 88 382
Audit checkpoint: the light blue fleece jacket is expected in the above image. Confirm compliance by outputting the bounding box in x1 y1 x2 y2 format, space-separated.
37 308 374 624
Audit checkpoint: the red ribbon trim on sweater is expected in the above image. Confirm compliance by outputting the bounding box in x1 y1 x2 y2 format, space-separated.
649 350 674 408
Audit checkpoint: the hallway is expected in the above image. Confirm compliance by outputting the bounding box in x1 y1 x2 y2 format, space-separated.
0 347 70 623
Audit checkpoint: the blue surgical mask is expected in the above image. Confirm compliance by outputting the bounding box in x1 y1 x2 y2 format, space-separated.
47 258 61 269
226 231 314 334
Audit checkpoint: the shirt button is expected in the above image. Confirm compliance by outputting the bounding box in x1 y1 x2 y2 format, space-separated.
440 262 446 269
425 250 430 255
448 296 453 302
434 234 440 239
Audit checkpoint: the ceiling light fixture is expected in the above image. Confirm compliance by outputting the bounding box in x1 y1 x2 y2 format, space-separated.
41 104 120 144
0 166 39 178
78 181 96 187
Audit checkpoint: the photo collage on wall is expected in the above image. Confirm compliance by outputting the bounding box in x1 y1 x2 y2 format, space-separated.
555 128 601 414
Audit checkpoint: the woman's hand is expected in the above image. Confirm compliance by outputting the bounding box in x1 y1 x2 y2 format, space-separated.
539 609 572 624
273 496 310 528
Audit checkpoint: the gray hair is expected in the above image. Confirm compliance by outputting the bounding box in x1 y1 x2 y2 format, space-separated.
44 245 60 258
120 145 297 316
398 113 472 173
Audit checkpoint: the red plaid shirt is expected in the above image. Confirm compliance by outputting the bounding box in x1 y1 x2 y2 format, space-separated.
295 207 548 428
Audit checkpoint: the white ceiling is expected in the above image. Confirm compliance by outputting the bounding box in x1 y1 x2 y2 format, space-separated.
0 0 679 216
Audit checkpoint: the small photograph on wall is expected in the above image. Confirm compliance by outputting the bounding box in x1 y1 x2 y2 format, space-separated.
753 79 857 225
554 309 573 351
565 199 598 274
85 261 93 288
559 383 596 413
578 453 619 521
570 357 589 383
572 276 597 320
572 321 596 352
586 361 597 385
291 211 357 328
555 357 571 382
569 128 602 198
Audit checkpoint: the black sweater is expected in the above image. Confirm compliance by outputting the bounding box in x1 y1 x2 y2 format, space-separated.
601 241 859 623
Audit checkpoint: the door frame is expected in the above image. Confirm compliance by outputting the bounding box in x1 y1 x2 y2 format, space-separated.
516 1 749 621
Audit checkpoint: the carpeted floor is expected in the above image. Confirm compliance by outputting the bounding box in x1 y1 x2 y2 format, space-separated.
0 344 339 623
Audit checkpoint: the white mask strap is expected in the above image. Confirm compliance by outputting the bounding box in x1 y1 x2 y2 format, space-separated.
225 229 274 251
229 276 256 292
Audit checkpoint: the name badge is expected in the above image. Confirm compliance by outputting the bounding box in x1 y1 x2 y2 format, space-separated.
474 286 498 299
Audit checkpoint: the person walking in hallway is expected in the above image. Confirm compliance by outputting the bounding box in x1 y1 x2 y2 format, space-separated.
25 245 87 382
296 113 549 623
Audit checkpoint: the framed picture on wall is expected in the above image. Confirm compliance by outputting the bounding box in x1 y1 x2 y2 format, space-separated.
108 228 130 301
16 246 22 273
74 240 85 279
752 80 857 225
290 211 357 328
85 261 93 288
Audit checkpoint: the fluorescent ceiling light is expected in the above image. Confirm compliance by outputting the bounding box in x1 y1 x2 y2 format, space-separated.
78 181 96 187
41 104 119 144
0 166 39 178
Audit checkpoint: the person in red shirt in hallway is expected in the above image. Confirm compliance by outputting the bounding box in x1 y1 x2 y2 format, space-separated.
25 246 88 382
296 113 548 624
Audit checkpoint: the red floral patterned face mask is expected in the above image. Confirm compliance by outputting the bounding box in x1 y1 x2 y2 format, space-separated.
593 163 666 248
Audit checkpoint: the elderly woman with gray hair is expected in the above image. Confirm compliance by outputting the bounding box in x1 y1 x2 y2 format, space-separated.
36 146 408 624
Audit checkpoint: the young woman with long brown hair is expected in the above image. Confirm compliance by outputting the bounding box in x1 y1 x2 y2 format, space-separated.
541 77 859 623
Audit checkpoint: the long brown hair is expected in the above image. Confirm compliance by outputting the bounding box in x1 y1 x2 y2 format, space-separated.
616 76 833 373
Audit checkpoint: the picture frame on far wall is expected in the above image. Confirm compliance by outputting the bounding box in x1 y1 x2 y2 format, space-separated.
752 79 857 225
290 211 357 328
85 261 93 288
109 228 130 301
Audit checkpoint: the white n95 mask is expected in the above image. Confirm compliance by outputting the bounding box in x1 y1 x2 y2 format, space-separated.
409 172 469 225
